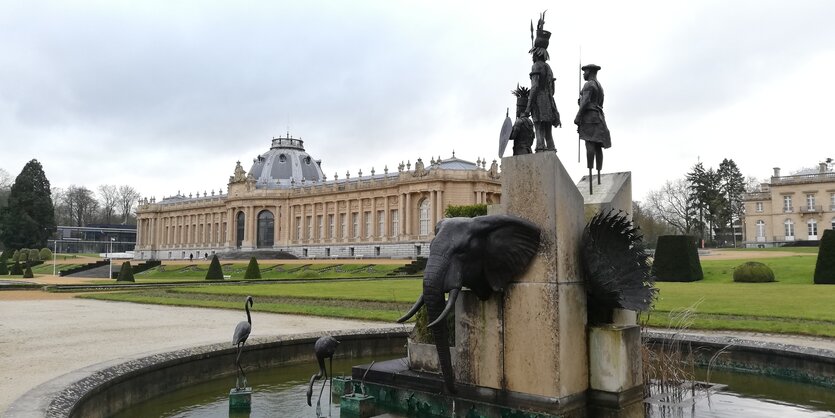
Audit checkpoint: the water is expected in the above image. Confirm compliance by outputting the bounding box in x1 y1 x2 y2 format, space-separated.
113 360 835 418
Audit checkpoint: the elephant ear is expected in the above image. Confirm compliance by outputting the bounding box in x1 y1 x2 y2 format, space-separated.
475 214 541 294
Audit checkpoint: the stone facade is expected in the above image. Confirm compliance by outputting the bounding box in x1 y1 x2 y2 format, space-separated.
134 137 501 260
743 163 835 247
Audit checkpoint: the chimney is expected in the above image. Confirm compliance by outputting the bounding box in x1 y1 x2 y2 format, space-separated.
773 167 781 177
820 162 828 173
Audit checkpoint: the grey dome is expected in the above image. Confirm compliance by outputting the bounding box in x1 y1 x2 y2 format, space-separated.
248 136 325 188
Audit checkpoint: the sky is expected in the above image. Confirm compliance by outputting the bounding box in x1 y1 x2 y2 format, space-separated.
1 0 833 202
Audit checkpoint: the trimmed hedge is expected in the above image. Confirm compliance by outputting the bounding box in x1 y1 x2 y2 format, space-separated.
39 248 53 261
244 257 261 280
733 261 775 283
651 235 703 282
444 204 488 218
12 250 19 262
0 257 8 275
205 255 224 280
23 265 34 278
10 261 23 275
117 261 135 282
814 229 835 284
28 249 40 262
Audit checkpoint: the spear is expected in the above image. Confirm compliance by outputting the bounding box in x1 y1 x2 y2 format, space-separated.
530 20 534 49
578 46 582 163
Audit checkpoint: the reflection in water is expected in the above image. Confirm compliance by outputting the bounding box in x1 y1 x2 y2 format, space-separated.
113 358 835 418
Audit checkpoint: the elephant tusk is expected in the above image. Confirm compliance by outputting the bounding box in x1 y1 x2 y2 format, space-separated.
396 294 424 323
428 288 459 328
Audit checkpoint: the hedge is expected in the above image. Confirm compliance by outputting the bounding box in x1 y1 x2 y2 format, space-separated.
814 229 835 284
444 204 488 218
117 261 135 282
23 265 34 278
244 257 261 280
651 235 703 282
10 261 23 275
733 261 775 283
205 255 224 280
39 248 53 261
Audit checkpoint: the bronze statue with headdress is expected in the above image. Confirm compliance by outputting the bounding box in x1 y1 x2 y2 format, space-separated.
525 11 561 152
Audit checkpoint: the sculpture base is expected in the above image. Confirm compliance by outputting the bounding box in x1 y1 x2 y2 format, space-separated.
228 387 252 410
340 393 376 418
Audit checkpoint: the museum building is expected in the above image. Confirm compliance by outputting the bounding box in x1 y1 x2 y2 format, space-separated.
742 162 835 247
134 135 502 259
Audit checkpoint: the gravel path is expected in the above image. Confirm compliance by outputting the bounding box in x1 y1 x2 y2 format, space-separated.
0 298 403 414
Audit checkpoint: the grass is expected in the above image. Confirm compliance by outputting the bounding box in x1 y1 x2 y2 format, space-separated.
721 247 819 254
80 285 416 322
131 263 408 281
73 253 835 337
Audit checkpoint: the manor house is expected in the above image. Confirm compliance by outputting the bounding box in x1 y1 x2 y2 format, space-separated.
743 162 835 247
134 135 501 259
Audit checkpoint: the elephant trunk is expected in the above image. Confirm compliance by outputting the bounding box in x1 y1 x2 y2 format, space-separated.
423 258 458 394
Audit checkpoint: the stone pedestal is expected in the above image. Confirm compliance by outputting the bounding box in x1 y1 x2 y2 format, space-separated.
588 325 643 408
454 152 588 401
228 387 251 410
576 171 632 221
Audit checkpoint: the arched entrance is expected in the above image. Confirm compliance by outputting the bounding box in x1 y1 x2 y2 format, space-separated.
257 210 275 248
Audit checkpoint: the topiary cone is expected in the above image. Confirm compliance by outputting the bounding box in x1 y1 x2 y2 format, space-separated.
117 261 135 282
244 256 261 280
814 230 835 284
205 255 224 280
23 265 34 278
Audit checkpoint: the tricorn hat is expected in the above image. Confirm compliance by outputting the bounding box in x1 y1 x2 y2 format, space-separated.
581 64 602 72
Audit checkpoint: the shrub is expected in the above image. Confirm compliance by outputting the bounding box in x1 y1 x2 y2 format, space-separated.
12 250 19 262
205 255 224 280
23 265 34 278
0 248 11 260
28 248 40 262
444 204 488 218
39 248 53 261
814 229 835 284
0 256 8 275
298 270 320 279
117 261 135 282
651 235 703 282
10 261 23 275
733 261 775 283
243 257 261 280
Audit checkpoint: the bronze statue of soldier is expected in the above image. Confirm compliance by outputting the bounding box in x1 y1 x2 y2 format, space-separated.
510 85 535 155
525 12 561 152
575 64 610 194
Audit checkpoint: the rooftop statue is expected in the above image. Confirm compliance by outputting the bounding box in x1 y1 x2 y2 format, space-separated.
229 161 247 184
575 64 611 194
525 11 561 153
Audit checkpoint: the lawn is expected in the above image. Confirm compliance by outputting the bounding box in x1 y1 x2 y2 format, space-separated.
80 278 421 322
132 263 408 281
76 253 835 337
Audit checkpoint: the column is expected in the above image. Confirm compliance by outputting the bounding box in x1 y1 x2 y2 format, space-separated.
371 197 377 241
226 208 234 248
384 195 390 239
438 190 444 223
430 191 437 232
405 193 412 236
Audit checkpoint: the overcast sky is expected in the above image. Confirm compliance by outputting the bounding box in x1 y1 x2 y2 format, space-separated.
1 0 833 202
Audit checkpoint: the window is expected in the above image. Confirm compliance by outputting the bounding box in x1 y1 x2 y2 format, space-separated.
755 202 763 212
808 219 818 239
378 210 385 237
783 195 793 212
328 214 335 239
807 194 816 211
326 248 331 257
831 217 835 230
317 215 324 240
784 219 795 240
295 217 301 240
419 199 431 236
340 214 347 239
236 211 245 248
391 210 399 237
375 246 381 257
756 220 766 239
257 210 274 248
306 216 313 240
352 213 359 238
831 193 835 210
364 211 372 238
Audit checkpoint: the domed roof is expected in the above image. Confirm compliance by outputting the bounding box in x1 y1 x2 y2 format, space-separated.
248 136 325 188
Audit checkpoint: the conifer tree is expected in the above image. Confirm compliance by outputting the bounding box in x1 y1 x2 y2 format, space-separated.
244 256 261 280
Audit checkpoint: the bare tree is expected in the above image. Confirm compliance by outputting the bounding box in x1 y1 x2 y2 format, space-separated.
0 168 12 207
98 185 119 224
645 178 694 235
63 185 99 227
118 185 141 224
